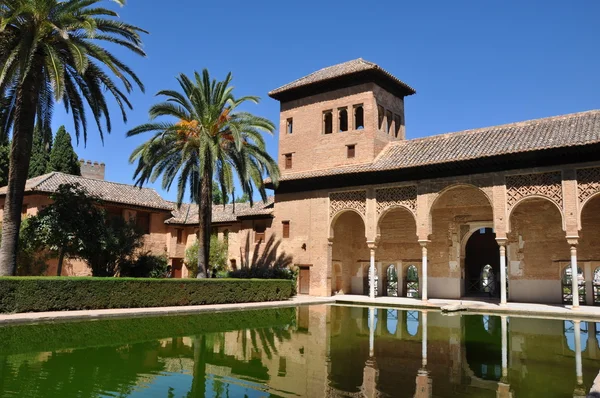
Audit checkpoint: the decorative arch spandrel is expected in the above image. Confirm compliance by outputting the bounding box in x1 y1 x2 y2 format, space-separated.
329 190 367 219
376 185 417 217
506 171 563 212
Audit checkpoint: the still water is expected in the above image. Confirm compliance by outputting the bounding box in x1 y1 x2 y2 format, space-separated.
0 305 598 397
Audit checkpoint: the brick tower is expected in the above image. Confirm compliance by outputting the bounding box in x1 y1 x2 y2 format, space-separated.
268 58 415 176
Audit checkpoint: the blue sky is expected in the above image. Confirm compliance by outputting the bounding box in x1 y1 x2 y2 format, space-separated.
52 0 600 201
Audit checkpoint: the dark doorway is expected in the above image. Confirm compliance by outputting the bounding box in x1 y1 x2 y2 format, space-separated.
299 266 310 294
464 228 500 297
172 258 183 278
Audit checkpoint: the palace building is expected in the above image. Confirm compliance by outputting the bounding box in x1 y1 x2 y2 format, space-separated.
4 58 600 307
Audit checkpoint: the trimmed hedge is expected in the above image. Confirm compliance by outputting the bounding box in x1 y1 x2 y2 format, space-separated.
0 306 296 356
0 277 294 313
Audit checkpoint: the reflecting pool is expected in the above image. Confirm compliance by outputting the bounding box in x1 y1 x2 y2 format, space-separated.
0 305 598 397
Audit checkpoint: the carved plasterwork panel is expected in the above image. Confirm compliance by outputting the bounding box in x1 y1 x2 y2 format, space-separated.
577 167 600 205
330 190 366 218
506 172 563 210
376 186 417 215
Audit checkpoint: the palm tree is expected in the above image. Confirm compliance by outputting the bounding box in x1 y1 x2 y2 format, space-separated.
128 70 279 278
0 0 146 275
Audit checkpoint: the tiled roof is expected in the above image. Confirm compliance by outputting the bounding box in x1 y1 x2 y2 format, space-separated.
0 172 173 211
268 58 416 98
167 197 274 225
273 109 600 182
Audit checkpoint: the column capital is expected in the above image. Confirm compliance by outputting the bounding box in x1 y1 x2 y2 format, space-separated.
418 240 430 247
567 236 579 247
367 241 377 250
328 237 334 245
496 238 508 247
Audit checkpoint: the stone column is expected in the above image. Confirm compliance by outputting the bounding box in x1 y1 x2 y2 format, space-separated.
327 238 334 296
419 240 430 301
497 239 508 305
568 238 580 309
368 242 377 299
422 311 428 367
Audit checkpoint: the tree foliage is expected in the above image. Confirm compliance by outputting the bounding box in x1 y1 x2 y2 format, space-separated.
119 252 169 278
0 0 147 276
185 235 228 278
28 124 52 178
46 126 80 175
23 183 106 275
128 70 279 278
0 143 9 187
80 216 144 277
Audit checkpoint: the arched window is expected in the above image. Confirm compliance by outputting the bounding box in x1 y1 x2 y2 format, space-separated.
338 108 348 132
354 105 364 129
406 310 420 336
481 264 495 294
406 265 419 298
386 265 398 297
562 266 586 304
323 111 333 134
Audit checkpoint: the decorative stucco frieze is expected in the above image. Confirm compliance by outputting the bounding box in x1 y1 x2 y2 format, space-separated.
329 190 367 218
577 167 600 206
375 186 417 215
505 171 563 210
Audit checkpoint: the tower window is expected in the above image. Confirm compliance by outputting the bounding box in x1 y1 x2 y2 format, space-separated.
338 108 348 132
284 153 293 169
323 111 333 134
394 114 402 138
354 105 364 129
176 228 184 244
282 220 290 238
286 118 293 134
385 110 392 134
377 105 385 130
347 144 356 158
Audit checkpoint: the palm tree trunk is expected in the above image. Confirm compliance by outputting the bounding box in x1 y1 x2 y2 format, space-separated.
196 166 212 278
0 76 39 276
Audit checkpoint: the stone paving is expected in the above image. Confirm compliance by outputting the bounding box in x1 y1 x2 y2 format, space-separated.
3 294 600 325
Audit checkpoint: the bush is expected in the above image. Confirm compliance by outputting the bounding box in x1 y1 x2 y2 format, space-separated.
119 253 169 278
185 235 228 277
0 277 294 313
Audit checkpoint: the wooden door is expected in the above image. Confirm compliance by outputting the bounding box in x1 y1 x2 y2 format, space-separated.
172 258 183 278
299 267 310 294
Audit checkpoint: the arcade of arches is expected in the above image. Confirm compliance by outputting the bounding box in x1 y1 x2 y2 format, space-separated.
328 168 600 306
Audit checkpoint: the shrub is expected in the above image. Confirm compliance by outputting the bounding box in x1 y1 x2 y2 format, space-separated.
0 277 294 313
119 252 169 278
185 235 228 277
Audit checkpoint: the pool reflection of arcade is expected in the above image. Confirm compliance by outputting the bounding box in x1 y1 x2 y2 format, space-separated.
328 307 596 398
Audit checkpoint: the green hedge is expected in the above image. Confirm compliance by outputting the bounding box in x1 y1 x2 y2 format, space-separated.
0 306 296 355
0 277 294 313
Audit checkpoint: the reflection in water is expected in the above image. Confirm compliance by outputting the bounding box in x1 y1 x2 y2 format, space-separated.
0 305 599 397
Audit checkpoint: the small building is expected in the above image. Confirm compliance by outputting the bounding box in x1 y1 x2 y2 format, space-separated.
0 168 273 277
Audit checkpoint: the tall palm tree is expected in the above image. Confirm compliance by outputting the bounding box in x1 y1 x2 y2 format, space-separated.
128 70 279 278
0 0 146 275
